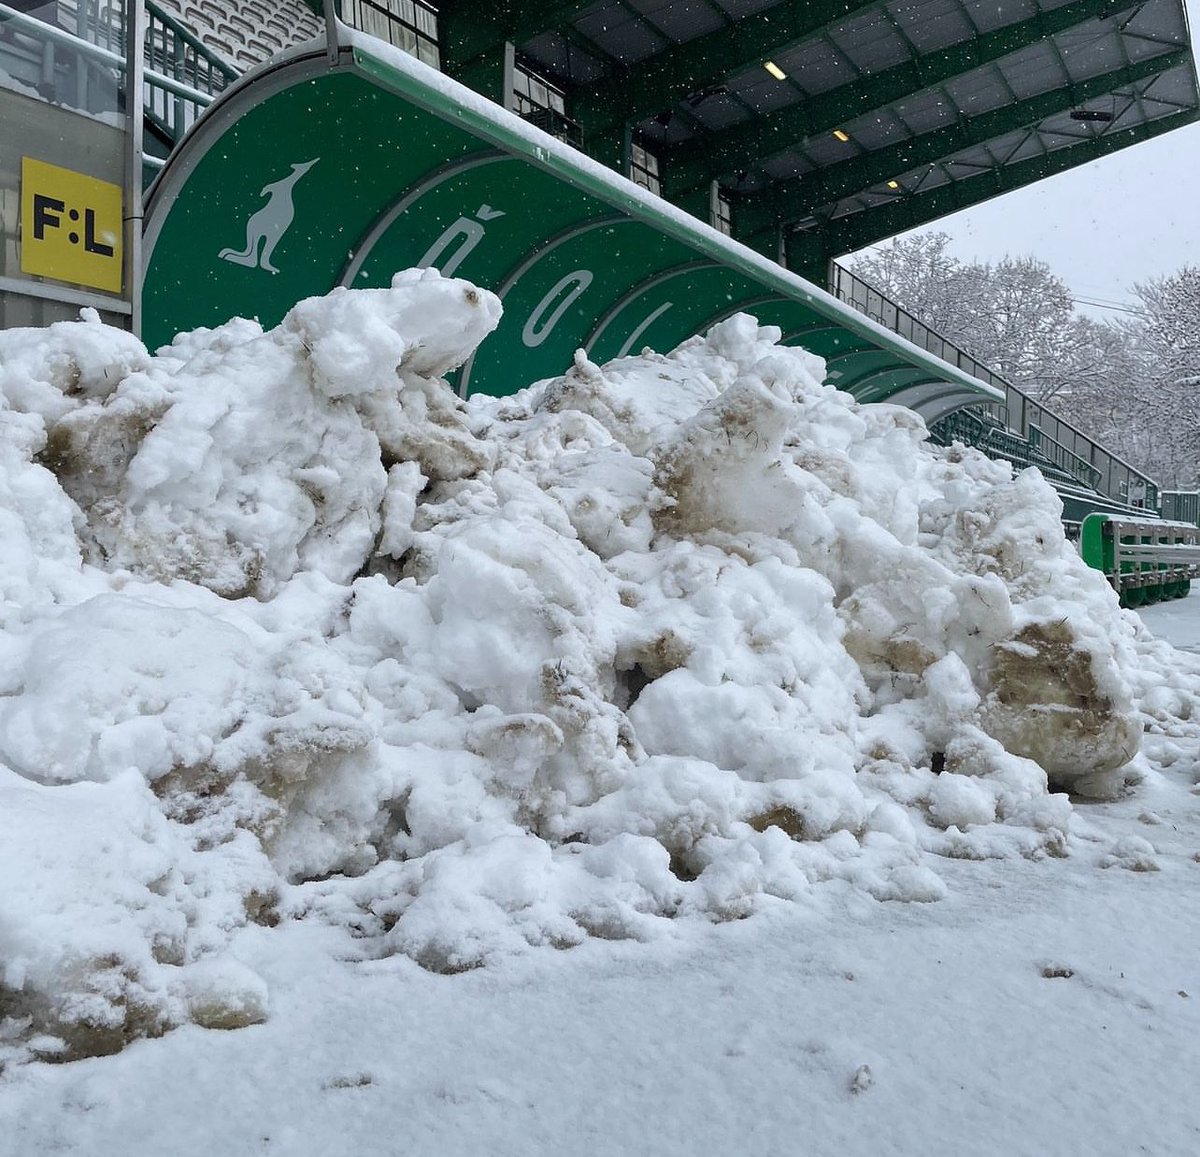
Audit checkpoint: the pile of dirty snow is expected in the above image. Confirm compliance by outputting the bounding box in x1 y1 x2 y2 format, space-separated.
1 269 1197 1066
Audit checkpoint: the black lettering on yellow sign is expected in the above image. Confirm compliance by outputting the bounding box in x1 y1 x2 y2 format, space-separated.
32 194 63 240
21 157 123 293
32 194 117 256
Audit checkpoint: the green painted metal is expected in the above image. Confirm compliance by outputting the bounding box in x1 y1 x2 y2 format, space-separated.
141 38 1006 412
839 365 936 404
736 50 1189 238
1079 513 1199 606
1078 515 1114 580
573 0 866 137
662 0 1131 197
343 155 610 296
460 217 714 392
1161 491 1200 525
779 108 1200 265
438 0 593 72
145 0 238 85
143 67 483 341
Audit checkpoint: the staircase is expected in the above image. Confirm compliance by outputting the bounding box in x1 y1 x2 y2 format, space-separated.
12 0 322 159
928 409 1083 490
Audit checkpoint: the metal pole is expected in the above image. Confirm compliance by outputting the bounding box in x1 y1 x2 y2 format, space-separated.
502 41 515 111
124 0 145 337
323 0 340 64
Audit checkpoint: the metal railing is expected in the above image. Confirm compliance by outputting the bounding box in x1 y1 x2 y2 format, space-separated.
1080 513 1200 606
143 1 237 142
1028 425 1104 491
519 103 583 147
932 409 1079 488
1 2 230 144
828 260 1159 506
827 260 1009 420
339 0 439 68
0 1 121 112
63 0 121 54
1161 491 1200 524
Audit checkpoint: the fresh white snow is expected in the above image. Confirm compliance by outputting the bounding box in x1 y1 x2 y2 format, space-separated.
0 271 1197 1154
1140 587 1200 653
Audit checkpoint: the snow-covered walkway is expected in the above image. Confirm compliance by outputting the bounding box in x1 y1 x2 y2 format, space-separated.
1140 587 1200 654
2 732 1197 1156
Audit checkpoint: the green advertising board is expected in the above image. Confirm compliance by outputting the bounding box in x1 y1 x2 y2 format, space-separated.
142 36 1002 417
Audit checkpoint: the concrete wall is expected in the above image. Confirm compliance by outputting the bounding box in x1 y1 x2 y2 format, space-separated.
0 84 130 328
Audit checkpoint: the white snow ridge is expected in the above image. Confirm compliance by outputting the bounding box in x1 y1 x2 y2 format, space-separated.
0 268 1196 1066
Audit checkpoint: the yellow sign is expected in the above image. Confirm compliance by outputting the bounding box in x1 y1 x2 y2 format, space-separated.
20 157 124 294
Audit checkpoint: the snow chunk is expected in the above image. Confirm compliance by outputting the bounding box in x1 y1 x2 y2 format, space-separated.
41 272 501 596
1099 835 1160 872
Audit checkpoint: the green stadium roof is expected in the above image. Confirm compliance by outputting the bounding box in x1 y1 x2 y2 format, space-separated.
436 0 1200 276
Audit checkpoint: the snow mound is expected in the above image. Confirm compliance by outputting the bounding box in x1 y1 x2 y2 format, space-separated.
1 273 1196 1064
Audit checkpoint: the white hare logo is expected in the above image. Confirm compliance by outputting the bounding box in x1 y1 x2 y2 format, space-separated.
218 159 318 273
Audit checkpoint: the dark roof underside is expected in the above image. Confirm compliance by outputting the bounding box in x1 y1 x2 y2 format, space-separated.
439 0 1200 271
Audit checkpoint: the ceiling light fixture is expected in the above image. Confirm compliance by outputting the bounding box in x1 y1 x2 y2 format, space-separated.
764 60 787 81
886 179 900 189
833 129 850 142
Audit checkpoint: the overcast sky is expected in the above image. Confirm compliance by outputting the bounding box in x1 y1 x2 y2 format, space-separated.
852 0 1200 315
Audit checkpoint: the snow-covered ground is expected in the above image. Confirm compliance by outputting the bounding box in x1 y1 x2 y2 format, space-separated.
4 823 1200 1157
0 275 1197 1155
1140 588 1200 654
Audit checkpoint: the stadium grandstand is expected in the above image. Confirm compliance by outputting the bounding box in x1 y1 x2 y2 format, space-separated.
1 0 1197 535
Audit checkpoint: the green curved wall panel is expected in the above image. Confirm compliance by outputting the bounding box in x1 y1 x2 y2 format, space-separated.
142 39 1002 417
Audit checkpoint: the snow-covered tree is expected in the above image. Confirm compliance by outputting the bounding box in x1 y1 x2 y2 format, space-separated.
849 238 1200 492
1134 266 1200 390
1124 268 1200 489
850 234 1108 404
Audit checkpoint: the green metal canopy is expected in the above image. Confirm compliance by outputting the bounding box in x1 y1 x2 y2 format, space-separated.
141 34 1003 417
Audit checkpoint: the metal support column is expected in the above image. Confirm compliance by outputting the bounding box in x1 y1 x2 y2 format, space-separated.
124 0 145 336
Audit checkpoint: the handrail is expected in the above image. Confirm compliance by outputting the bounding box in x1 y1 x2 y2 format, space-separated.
1080 513 1200 605
1027 425 1104 490
145 0 237 82
0 3 218 123
142 0 232 144
828 259 1159 505
149 67 217 106
0 2 123 65
827 260 1007 415
932 409 1078 487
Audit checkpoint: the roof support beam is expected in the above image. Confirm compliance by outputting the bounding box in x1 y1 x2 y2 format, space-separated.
778 109 1199 271
439 0 594 72
735 49 1189 238
573 0 870 138
662 0 1138 196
